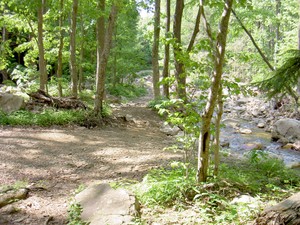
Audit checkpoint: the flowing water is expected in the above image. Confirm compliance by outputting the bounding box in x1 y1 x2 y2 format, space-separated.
221 119 300 169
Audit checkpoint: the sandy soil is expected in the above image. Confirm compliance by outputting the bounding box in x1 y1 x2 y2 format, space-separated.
0 102 181 224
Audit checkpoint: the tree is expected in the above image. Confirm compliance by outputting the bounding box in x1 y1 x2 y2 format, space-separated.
37 0 47 92
70 0 79 98
57 0 64 97
162 0 170 98
173 0 185 99
197 0 233 182
94 3 118 116
152 0 161 99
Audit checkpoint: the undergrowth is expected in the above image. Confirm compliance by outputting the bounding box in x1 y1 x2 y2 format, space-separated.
0 109 88 126
107 83 147 99
130 153 299 224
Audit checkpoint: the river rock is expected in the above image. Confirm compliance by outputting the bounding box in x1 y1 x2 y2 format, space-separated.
239 128 252 134
271 119 300 143
257 122 266 128
241 142 264 151
0 93 24 113
75 183 140 225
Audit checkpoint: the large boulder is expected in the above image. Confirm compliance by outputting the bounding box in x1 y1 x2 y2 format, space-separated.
0 93 24 113
271 118 300 143
255 192 300 225
75 183 140 225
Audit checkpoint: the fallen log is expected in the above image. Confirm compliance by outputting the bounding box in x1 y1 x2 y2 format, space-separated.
255 192 300 225
27 89 86 110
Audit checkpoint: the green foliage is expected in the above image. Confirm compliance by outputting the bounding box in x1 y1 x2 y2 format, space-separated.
132 153 299 224
255 49 300 104
67 202 89 225
107 83 147 99
0 109 86 126
135 162 196 207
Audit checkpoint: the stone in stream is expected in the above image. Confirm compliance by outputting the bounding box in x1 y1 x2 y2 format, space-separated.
75 183 140 225
239 128 252 134
271 118 300 143
257 122 266 128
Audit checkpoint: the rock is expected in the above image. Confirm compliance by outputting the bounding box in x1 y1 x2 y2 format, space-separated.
271 119 300 143
282 143 294 150
75 183 140 225
236 98 249 106
241 142 264 151
231 194 257 205
160 123 181 136
239 128 252 134
0 188 28 208
0 93 24 113
255 192 300 225
125 114 135 122
257 122 266 128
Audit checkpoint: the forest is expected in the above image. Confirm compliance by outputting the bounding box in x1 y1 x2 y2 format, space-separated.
0 0 300 224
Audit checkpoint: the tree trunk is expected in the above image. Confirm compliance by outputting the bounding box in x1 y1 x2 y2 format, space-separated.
173 0 186 100
213 86 223 176
152 0 161 99
162 0 170 99
70 0 78 98
197 0 233 183
255 192 300 225
187 5 201 52
297 3 300 96
57 0 64 97
95 0 105 107
78 13 84 92
94 4 118 116
37 0 47 92
274 0 281 64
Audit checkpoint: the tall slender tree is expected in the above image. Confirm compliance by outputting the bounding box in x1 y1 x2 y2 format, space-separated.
173 0 185 99
57 0 64 97
94 3 118 116
162 0 170 98
37 0 47 91
152 0 161 99
70 0 79 98
197 0 233 182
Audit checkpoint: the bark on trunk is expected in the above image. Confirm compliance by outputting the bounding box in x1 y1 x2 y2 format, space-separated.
255 192 300 225
78 13 84 92
94 0 105 110
94 4 118 116
152 0 161 99
57 0 64 97
197 0 233 183
70 0 78 98
187 5 201 52
213 86 223 176
173 0 186 100
162 0 170 98
37 0 47 92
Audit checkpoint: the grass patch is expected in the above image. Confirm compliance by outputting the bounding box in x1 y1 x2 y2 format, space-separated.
0 109 87 126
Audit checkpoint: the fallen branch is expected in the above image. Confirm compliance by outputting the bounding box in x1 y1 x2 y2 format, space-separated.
27 89 86 110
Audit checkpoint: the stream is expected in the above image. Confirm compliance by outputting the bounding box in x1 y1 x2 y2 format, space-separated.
221 118 300 169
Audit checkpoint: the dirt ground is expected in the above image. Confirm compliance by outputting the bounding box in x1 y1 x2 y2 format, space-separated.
0 101 181 224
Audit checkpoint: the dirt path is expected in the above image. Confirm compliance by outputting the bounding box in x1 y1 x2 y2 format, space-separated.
0 101 181 224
